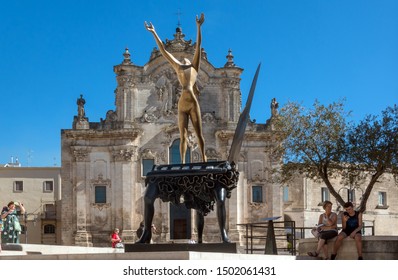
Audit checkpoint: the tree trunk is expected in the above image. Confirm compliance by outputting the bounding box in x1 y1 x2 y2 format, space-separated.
359 169 384 212
319 164 345 206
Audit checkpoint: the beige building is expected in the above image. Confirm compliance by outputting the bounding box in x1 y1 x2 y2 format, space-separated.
284 172 398 237
0 164 61 244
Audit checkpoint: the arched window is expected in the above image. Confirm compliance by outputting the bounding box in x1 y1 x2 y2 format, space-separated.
169 139 190 164
44 224 56 234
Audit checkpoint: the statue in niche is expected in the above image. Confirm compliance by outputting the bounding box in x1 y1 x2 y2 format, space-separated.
158 84 172 113
145 13 207 163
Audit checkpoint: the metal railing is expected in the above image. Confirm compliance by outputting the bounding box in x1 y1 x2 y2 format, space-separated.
238 221 375 256
238 220 297 255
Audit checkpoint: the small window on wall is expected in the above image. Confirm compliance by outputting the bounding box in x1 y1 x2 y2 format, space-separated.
44 224 56 234
321 187 330 202
14 181 23 192
283 186 289 202
252 186 263 203
376 192 388 209
142 159 154 176
44 181 54 192
348 189 355 202
43 204 56 219
95 186 107 204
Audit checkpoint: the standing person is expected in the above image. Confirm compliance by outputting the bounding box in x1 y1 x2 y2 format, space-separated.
145 13 207 163
110 228 122 248
331 202 363 260
1 201 25 244
307 200 338 259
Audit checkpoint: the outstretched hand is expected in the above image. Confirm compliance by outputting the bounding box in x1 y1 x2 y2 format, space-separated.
196 13 205 25
144 21 155 32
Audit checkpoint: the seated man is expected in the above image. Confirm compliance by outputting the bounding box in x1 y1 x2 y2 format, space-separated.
331 202 363 260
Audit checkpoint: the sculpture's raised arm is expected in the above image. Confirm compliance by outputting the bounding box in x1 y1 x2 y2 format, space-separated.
192 13 205 71
144 21 181 68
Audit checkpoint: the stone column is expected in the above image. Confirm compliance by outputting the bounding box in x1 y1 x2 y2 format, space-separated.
72 147 93 246
111 146 137 243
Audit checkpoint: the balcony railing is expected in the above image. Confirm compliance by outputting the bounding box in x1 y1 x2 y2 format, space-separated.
41 211 56 220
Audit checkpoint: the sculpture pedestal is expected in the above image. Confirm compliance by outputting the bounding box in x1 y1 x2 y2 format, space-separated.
125 242 237 253
145 161 239 216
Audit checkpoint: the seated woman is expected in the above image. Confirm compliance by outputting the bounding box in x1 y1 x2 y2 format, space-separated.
307 200 338 259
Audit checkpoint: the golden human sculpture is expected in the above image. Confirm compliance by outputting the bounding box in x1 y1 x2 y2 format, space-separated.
145 13 207 163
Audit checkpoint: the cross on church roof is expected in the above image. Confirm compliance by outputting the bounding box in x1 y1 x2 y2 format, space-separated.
175 9 183 28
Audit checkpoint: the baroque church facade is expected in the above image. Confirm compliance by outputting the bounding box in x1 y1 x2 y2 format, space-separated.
60 27 281 246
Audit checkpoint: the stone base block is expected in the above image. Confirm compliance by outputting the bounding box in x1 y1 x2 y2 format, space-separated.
125 242 237 254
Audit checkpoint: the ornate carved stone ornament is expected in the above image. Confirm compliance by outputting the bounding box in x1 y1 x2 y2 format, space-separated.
202 112 216 123
90 173 111 188
71 146 90 162
111 146 138 162
91 203 111 211
249 202 266 209
122 47 132 65
140 149 161 164
206 148 221 160
165 27 194 53
141 110 158 123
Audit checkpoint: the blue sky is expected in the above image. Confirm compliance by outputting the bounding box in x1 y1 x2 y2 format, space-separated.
1 0 397 167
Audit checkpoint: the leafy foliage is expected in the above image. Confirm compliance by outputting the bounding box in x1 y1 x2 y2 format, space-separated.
274 100 398 212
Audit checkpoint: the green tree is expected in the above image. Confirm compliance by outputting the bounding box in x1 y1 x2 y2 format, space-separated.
344 105 398 211
275 100 398 212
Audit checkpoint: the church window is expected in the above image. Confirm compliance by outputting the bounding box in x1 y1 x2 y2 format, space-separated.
169 139 190 164
142 159 154 176
283 186 289 202
95 186 107 203
252 185 263 203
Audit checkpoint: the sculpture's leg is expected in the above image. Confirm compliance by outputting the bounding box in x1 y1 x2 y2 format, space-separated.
178 113 189 163
136 183 159 243
196 210 204 243
215 187 230 243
